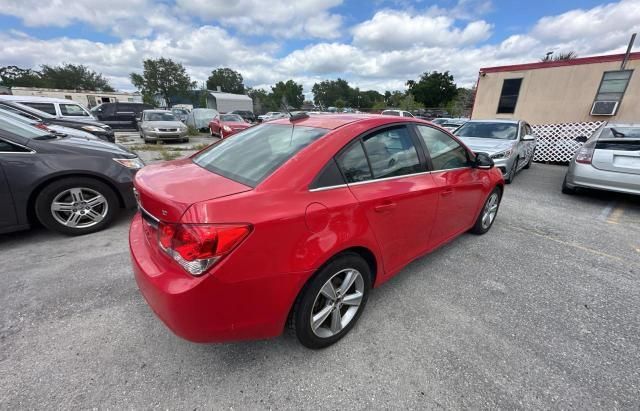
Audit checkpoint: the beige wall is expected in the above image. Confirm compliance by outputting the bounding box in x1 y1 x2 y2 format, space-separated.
472 59 640 124
10 87 141 108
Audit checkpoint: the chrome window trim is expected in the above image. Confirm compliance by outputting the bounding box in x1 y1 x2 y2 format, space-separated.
347 170 432 186
0 138 36 154
309 183 349 192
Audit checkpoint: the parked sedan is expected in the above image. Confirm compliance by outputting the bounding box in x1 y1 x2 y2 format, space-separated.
130 114 503 348
0 108 100 141
440 119 467 132
257 112 285 122
208 113 252 138
454 120 537 183
139 110 189 143
0 113 143 236
0 100 115 142
563 123 640 195
381 109 414 117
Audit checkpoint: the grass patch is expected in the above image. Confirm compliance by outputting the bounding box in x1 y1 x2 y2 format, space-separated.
154 149 182 161
187 125 200 136
128 144 184 152
191 143 211 151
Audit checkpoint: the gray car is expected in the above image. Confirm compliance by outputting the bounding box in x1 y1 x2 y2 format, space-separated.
0 114 143 236
139 110 189 143
454 119 537 183
563 122 640 195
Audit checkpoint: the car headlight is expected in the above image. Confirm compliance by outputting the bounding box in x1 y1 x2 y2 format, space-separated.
113 157 145 169
81 125 104 132
223 125 232 132
490 148 513 159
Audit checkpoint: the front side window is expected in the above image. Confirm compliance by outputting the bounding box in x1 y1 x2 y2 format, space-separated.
417 125 469 170
382 110 400 116
193 124 327 187
22 102 57 115
60 104 89 116
497 78 522 114
362 126 422 179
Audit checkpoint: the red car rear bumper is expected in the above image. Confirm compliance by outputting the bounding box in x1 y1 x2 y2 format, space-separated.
129 214 310 343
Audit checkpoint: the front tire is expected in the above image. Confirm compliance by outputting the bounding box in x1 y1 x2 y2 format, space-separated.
470 187 502 235
291 253 371 349
35 177 119 236
505 157 519 184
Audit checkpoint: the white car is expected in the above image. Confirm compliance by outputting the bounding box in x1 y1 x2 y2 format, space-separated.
381 109 414 117
0 95 96 122
258 112 286 122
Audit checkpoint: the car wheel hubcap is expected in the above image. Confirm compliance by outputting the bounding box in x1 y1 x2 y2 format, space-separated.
50 187 108 229
481 193 499 229
310 268 364 338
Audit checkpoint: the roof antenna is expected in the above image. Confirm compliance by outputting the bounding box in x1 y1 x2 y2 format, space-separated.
280 99 308 122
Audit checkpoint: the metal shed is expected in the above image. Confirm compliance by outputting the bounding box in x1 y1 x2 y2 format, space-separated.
206 92 253 113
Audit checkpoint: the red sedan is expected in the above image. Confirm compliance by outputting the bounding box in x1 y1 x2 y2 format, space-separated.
130 114 504 348
208 113 252 138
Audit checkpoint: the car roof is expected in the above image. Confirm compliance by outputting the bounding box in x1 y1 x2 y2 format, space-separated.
143 109 171 113
603 122 640 127
269 113 425 130
0 95 83 104
464 119 520 124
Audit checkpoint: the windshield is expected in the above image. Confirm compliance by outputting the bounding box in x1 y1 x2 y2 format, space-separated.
600 127 640 139
193 124 328 187
0 113 51 139
455 122 518 140
221 114 244 122
145 112 177 121
172 108 188 114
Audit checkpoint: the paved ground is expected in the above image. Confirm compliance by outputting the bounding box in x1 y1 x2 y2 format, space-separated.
1 164 639 409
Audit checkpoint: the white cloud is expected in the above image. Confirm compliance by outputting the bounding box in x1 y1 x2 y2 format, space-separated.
176 0 344 39
352 10 493 51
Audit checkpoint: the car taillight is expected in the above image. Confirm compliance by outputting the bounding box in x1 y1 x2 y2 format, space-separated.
35 123 51 131
157 223 251 276
575 147 594 164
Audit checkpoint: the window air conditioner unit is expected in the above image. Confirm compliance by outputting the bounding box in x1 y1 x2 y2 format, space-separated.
590 101 618 116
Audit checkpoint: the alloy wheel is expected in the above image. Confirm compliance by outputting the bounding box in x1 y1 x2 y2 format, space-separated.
50 187 109 229
310 268 364 338
481 192 499 229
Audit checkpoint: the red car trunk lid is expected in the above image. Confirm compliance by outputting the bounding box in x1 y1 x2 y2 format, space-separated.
134 158 252 222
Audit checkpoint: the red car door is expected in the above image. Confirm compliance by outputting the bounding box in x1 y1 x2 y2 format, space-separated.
414 125 486 247
336 125 439 277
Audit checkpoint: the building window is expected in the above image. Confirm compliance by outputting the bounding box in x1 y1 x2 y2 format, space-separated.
595 70 633 103
497 78 523 114
64 95 72 100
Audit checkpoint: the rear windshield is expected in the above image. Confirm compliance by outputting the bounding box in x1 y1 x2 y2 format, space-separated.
600 127 640 139
193 124 328 187
0 114 51 139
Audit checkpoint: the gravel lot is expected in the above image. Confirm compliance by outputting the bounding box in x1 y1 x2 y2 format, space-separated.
1 164 639 409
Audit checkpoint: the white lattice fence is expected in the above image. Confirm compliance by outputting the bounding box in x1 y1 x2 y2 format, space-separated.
532 121 604 163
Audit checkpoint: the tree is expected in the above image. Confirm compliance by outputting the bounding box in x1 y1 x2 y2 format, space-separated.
0 65 44 88
386 90 406 107
311 78 353 107
335 98 346 110
40 64 114 91
206 68 245 94
540 51 578 62
0 64 114 91
271 80 304 109
247 87 277 114
407 71 458 108
398 94 424 111
130 58 195 108
446 87 474 117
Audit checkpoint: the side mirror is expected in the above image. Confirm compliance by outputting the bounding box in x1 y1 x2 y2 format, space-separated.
575 135 588 143
474 152 494 169
522 134 535 141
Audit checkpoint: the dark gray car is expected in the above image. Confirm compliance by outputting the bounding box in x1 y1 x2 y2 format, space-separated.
0 114 143 236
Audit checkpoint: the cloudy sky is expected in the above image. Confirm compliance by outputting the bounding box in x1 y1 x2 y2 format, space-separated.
1 0 639 98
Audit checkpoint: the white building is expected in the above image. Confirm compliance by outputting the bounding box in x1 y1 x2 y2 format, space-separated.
8 87 142 108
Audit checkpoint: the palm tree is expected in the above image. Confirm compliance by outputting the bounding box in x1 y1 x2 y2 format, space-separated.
541 51 578 62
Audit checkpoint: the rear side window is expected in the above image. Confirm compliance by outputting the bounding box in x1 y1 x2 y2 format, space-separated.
336 141 372 183
22 102 57 115
382 110 400 116
60 104 89 116
416 125 470 170
0 139 30 153
193 124 327 187
362 126 422 179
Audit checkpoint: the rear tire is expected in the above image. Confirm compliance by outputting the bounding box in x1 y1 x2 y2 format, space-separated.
291 253 371 349
561 176 577 195
470 187 502 235
35 177 119 236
